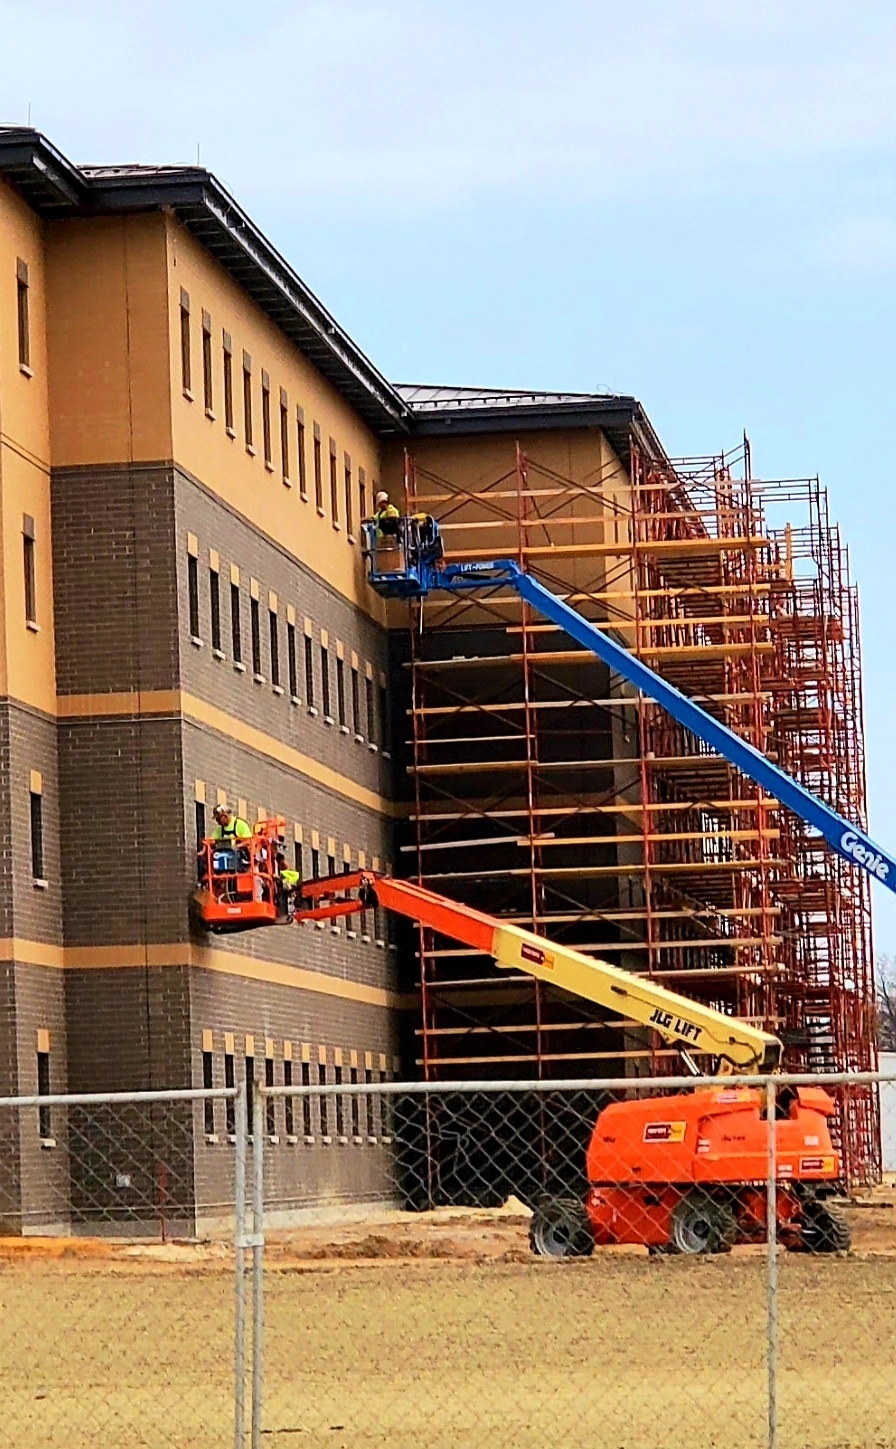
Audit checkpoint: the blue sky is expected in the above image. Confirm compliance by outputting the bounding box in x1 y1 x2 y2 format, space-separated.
4 0 896 948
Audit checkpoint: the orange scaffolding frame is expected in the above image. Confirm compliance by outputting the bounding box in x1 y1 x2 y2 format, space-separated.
399 434 878 1183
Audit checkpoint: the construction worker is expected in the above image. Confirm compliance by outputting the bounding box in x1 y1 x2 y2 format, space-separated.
211 804 252 874
372 491 401 539
275 850 302 918
212 804 251 844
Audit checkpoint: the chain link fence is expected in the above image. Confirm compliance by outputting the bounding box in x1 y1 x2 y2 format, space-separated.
255 1070 896 1449
0 1073 894 1448
0 1085 245 1449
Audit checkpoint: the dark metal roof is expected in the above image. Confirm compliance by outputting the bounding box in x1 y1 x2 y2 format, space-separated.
0 128 665 463
395 384 665 468
0 128 409 434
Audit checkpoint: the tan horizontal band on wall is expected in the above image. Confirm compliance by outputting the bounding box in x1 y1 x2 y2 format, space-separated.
56 690 181 718
53 688 399 817
1 937 410 1010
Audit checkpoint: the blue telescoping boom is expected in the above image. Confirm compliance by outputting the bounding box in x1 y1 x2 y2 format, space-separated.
362 514 895 895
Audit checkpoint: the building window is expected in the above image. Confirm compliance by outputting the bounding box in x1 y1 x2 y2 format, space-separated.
293 835 304 876
284 1059 295 1136
301 1060 312 1136
336 657 346 728
287 621 298 698
203 1050 215 1135
304 633 315 707
30 787 44 880
195 798 207 849
230 581 242 663
313 429 323 510
297 411 307 498
311 842 320 879
202 311 213 412
223 332 234 432
242 352 253 449
250 596 262 677
318 1062 330 1137
261 371 272 467
245 1052 255 1133
265 1055 276 1135
350 1067 360 1138
320 642 331 719
209 566 221 652
16 258 30 370
280 390 290 481
365 1068 376 1138
23 514 36 625
269 610 280 688
380 679 390 755
335 1065 345 1138
358 466 367 523
366 675 376 745
351 665 361 738
225 1052 236 1135
329 442 339 523
188 554 200 638
179 289 192 396
37 1048 51 1139
327 848 336 879
344 456 354 537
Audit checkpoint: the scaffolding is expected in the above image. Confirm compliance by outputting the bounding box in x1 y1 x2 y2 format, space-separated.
398 433 879 1184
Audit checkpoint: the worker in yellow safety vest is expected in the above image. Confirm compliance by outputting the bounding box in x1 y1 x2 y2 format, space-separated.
212 804 252 843
373 491 401 539
275 850 302 918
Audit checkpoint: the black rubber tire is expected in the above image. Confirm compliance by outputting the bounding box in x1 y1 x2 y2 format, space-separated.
529 1199 594 1260
670 1193 737 1256
799 1201 851 1254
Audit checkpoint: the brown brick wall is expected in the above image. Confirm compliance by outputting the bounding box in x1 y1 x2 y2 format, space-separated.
173 466 394 799
51 463 180 696
57 715 187 946
7 703 62 945
189 967 399 1214
65 964 192 1094
182 720 398 990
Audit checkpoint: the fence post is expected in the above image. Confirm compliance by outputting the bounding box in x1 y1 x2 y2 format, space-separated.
233 1081 248 1449
251 1080 265 1449
766 1080 778 1449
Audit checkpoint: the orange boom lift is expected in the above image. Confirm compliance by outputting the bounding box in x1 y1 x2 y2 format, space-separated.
193 861 848 1256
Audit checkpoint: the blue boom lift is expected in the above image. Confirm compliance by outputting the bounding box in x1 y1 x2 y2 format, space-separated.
361 513 895 895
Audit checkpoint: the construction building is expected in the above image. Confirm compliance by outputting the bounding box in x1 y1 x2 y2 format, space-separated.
0 127 877 1230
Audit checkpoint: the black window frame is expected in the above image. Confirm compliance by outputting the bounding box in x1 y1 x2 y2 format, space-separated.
287 622 298 698
261 370 272 466
209 566 222 652
202 310 213 412
179 289 192 395
304 633 315 707
230 581 242 663
250 596 262 677
202 1050 215 1135
16 258 30 369
187 553 200 638
37 1049 51 1139
320 643 331 718
223 332 234 432
30 789 44 880
23 514 36 625
269 609 280 688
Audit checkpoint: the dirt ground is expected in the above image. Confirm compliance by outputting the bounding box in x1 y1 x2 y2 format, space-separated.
1 1191 895 1449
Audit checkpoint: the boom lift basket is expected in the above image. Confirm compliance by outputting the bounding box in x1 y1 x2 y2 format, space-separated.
192 817 288 934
